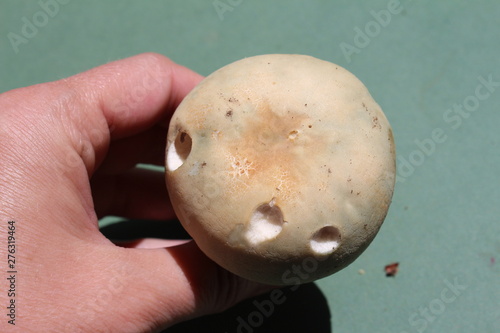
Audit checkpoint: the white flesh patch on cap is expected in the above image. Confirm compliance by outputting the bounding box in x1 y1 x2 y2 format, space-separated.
246 198 284 245
310 226 341 255
167 132 192 171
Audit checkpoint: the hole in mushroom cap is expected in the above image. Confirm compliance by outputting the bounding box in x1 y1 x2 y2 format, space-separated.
245 198 284 245
166 131 192 171
310 226 341 255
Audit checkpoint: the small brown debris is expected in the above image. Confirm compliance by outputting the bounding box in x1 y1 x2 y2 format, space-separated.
384 262 399 277
362 102 368 112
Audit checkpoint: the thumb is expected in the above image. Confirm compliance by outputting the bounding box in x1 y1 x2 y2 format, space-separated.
105 241 271 331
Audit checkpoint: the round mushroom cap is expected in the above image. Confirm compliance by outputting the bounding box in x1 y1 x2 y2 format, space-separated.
165 54 396 285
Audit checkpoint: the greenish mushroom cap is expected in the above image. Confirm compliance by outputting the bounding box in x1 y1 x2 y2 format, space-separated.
165 54 396 285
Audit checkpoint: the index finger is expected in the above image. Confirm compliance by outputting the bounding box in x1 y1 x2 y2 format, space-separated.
71 53 203 139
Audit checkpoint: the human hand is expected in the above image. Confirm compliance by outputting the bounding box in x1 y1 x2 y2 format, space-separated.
0 53 269 332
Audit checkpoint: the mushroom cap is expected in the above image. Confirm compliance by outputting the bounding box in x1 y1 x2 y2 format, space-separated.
165 54 396 285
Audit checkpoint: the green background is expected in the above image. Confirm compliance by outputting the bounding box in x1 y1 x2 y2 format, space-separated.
1 1 499 332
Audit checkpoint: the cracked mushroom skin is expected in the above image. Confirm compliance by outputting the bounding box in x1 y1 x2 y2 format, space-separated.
165 54 396 285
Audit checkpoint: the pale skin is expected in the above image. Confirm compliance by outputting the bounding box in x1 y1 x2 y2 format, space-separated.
0 53 269 332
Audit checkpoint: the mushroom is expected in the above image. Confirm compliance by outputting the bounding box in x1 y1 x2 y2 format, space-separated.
165 54 396 285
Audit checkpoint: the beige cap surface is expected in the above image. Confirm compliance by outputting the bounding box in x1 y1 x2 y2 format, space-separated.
165 54 396 285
